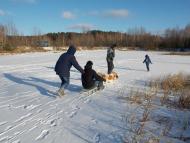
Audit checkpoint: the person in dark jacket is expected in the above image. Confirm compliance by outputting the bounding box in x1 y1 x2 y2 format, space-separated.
106 43 116 74
55 45 84 95
82 61 106 90
143 54 152 71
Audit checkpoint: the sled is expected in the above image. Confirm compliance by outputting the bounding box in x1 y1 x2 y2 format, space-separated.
80 87 99 95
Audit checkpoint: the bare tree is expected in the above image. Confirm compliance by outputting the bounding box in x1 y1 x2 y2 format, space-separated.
0 24 6 49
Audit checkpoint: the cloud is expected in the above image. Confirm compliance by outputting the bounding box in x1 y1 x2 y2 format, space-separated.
11 0 37 3
88 9 129 19
88 11 99 16
67 23 96 32
62 11 75 19
0 9 5 16
104 9 129 18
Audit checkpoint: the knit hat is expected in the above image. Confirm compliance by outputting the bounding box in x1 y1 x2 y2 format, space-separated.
85 61 93 69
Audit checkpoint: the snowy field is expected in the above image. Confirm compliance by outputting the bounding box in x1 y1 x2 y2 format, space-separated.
0 50 190 143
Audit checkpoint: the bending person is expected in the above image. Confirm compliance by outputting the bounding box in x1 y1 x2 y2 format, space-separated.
55 45 84 96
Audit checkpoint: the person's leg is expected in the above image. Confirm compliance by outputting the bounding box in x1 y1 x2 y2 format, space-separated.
96 81 104 90
107 61 112 74
107 60 110 74
146 63 149 71
59 76 65 87
59 76 70 89
58 76 70 96
62 77 70 89
110 60 114 73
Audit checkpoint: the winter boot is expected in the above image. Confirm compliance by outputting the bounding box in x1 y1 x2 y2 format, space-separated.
57 88 64 96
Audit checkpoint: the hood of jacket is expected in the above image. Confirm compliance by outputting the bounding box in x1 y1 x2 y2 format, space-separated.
67 45 76 55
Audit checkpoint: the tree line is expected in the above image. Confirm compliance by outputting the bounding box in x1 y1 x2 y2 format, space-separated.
1 23 190 52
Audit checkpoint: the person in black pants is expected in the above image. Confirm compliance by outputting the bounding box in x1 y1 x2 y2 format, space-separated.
106 43 116 74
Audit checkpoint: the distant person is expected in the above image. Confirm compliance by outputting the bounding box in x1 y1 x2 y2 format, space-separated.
55 45 84 96
106 43 117 74
82 61 106 90
143 54 152 71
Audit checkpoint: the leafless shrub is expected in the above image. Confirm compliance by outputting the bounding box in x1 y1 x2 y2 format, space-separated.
178 90 190 109
149 73 190 109
155 74 185 97
129 90 144 105
123 87 158 143
161 122 173 137
124 74 190 143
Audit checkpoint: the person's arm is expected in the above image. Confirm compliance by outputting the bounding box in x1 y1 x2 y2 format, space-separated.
149 57 152 64
71 56 84 74
113 49 115 58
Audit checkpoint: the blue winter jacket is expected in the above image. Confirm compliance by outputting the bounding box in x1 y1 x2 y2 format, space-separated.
55 46 84 77
143 55 152 65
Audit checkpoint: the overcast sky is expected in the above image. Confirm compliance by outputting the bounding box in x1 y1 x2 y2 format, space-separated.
0 0 190 35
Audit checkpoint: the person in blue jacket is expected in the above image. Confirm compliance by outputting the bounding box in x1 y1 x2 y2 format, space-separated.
55 45 84 95
143 54 152 71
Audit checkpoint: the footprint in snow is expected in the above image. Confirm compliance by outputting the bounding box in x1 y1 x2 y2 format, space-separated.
84 98 91 103
91 119 98 124
24 104 39 110
46 119 57 127
74 105 80 110
68 111 77 118
35 130 49 140
66 106 80 118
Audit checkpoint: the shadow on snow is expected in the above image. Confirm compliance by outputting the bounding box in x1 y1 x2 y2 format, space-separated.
3 73 82 98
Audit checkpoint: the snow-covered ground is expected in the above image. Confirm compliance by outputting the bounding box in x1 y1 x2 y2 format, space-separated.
0 50 190 143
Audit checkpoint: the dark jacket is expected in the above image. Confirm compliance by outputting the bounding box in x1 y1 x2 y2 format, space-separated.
55 46 84 77
82 65 105 89
106 47 115 62
143 55 152 65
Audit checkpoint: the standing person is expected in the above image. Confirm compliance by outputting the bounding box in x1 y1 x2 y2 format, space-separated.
55 45 84 96
143 54 152 71
82 61 106 90
106 43 117 74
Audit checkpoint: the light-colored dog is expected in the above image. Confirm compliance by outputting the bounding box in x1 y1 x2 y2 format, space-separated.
98 72 118 81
